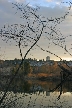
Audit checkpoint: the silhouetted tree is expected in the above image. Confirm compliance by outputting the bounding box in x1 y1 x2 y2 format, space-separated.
0 1 72 107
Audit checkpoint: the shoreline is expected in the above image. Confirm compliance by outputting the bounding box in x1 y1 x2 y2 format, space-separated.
0 74 72 81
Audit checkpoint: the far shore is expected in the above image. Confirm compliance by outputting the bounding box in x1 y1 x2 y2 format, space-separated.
0 73 72 82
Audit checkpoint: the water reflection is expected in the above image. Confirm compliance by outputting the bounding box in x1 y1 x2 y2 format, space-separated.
0 79 72 108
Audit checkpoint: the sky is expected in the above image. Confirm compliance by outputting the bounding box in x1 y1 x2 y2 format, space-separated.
0 0 72 61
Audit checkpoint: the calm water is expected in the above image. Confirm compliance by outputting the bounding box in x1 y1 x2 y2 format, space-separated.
0 79 72 108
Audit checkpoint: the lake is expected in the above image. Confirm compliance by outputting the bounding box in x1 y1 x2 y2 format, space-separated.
0 79 72 108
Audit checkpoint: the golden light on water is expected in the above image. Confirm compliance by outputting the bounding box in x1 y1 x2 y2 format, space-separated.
63 92 71 96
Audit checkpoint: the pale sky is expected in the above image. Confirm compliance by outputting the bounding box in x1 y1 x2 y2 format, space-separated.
0 0 72 61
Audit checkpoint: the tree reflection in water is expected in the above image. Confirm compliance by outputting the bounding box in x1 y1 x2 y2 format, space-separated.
0 78 72 108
